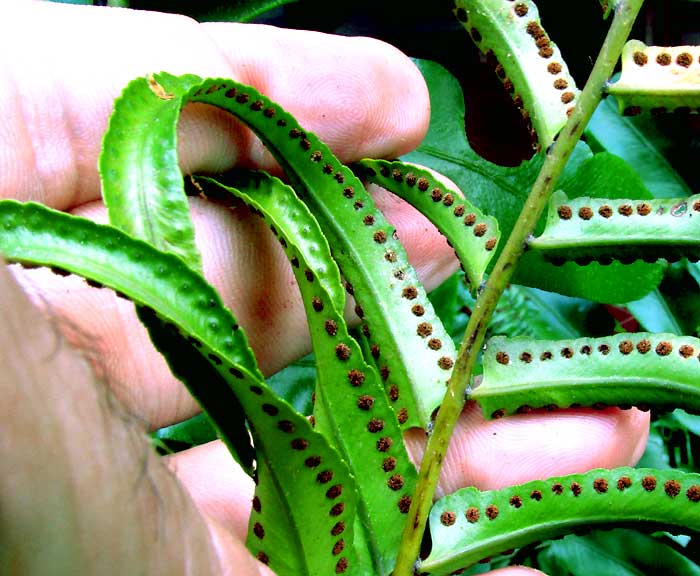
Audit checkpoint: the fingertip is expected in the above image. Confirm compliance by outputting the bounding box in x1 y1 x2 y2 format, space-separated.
406 402 651 497
202 24 430 162
347 35 431 159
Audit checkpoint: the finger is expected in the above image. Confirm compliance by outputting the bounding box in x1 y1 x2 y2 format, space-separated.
1 2 428 209
0 261 248 575
12 190 457 428
165 441 255 543
487 568 547 576
404 403 650 496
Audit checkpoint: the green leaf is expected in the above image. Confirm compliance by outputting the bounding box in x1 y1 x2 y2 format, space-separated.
198 171 345 312
556 151 653 202
0 200 260 375
201 172 416 574
100 74 203 271
407 59 661 302
453 0 580 148
673 411 700 437
406 59 546 252
538 530 700 576
513 254 663 304
135 307 254 472
530 190 700 265
422 467 700 574
585 97 692 199
474 333 700 418
101 70 454 429
250 453 361 576
625 289 683 334
354 159 499 293
607 41 700 115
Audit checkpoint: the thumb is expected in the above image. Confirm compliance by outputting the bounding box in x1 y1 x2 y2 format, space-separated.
0 261 263 574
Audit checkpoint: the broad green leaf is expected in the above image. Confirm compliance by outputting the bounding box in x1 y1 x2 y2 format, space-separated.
0 200 361 575
607 41 700 115
407 59 661 302
406 59 548 250
354 159 499 293
556 152 653 202
100 74 203 271
538 530 700 576
422 467 700 574
530 191 700 265
201 172 416 574
625 289 683 334
453 0 580 148
585 97 692 199
474 333 700 418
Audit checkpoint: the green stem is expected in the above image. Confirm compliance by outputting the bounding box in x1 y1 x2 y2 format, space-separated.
393 1 645 573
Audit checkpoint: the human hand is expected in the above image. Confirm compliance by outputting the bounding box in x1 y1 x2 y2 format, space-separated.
0 3 649 574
